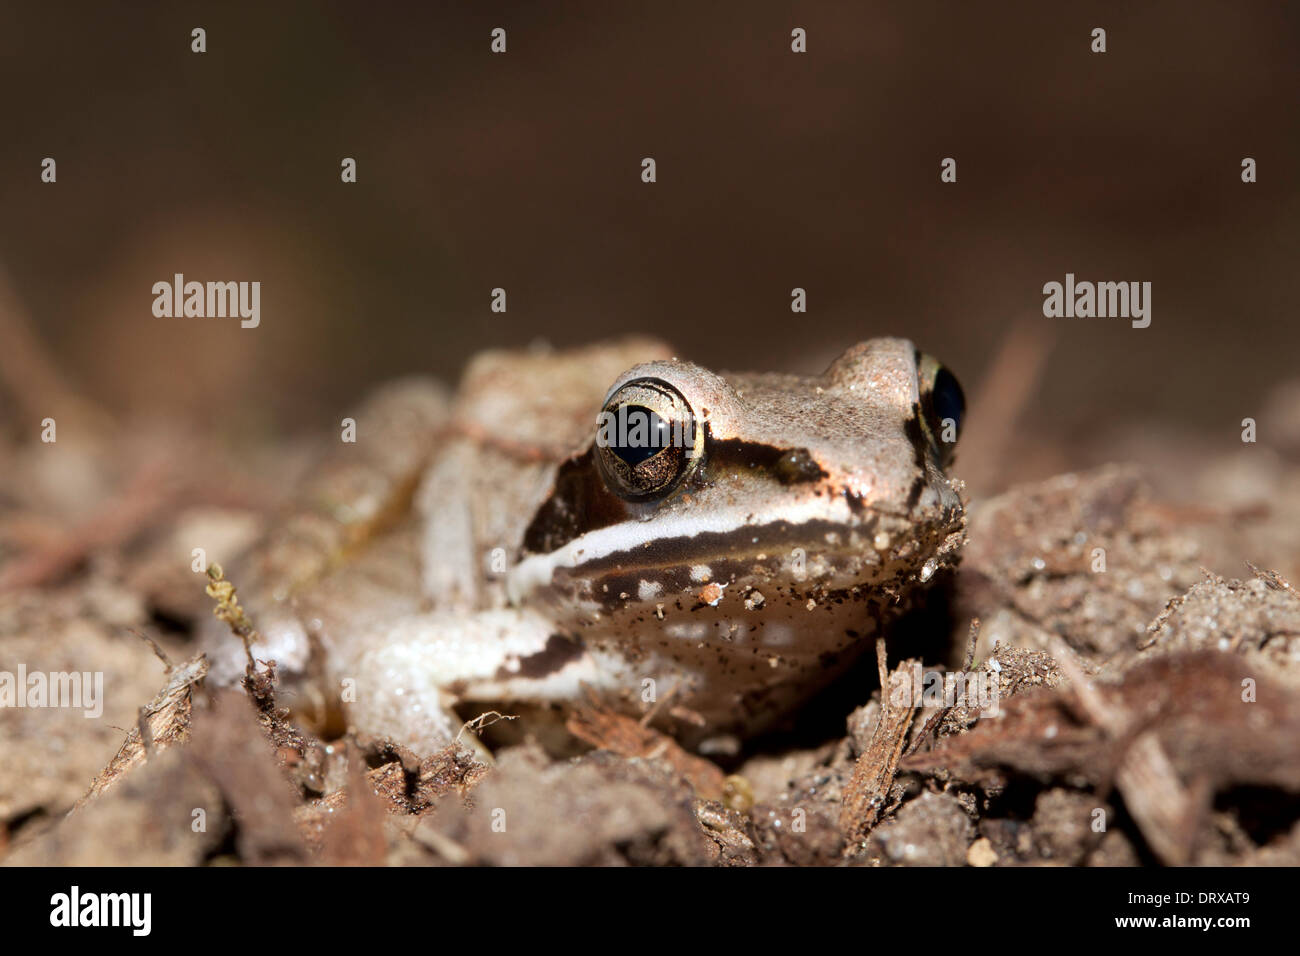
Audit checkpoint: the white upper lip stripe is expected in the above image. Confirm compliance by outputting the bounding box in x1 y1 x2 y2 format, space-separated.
507 495 860 603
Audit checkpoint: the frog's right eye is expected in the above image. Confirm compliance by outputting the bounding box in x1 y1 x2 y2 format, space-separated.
916 353 965 468
595 378 704 501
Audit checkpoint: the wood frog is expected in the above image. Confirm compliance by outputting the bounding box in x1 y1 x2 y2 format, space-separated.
202 338 967 755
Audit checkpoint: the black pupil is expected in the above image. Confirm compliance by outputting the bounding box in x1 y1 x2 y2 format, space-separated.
611 405 673 466
931 367 965 435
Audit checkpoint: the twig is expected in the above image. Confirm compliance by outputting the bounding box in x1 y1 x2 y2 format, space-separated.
839 638 920 843
0 458 174 591
455 710 517 744
129 626 173 668
0 263 112 429
1052 635 1199 864
956 318 1055 495
905 618 981 758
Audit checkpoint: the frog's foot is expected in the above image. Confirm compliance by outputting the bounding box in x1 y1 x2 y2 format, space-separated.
344 607 597 758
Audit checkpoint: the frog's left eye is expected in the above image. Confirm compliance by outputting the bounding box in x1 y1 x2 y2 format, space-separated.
595 378 704 501
917 353 965 467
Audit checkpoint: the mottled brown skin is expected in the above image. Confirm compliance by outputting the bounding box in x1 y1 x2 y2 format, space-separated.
204 338 966 755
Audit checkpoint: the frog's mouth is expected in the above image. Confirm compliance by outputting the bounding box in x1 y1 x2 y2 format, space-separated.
506 498 957 607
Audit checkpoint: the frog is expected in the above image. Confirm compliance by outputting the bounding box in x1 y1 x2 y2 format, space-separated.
201 337 967 757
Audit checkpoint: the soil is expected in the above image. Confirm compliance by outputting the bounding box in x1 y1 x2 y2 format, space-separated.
3 395 1299 867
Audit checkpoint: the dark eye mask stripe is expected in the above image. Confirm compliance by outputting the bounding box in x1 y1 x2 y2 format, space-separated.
523 439 833 556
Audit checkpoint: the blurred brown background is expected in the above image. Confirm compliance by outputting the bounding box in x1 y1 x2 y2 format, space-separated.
2 1 1297 480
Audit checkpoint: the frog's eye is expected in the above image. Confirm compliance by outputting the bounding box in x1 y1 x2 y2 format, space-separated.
595 378 704 501
917 353 965 467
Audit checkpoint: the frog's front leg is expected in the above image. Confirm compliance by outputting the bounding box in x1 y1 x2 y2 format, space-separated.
345 607 601 756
